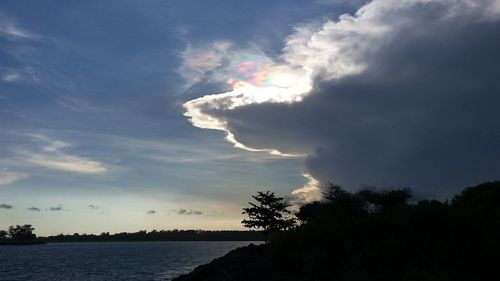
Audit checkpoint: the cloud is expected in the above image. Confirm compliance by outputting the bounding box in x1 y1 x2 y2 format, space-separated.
27 207 40 212
88 204 100 210
2 71 21 82
0 16 39 40
177 209 203 215
16 135 107 174
0 67 40 84
182 43 311 156
0 203 13 209
178 41 233 89
25 153 106 174
291 173 323 203
183 0 500 200
147 210 156 214
48 205 64 211
0 170 25 186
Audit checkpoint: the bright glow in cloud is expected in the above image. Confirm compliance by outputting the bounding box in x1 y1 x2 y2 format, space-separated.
292 173 323 202
182 44 311 157
178 41 233 89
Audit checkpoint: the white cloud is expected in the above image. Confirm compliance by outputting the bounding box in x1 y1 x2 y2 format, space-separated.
2 71 20 82
291 173 323 204
0 16 39 40
0 170 25 186
24 153 106 174
15 135 107 174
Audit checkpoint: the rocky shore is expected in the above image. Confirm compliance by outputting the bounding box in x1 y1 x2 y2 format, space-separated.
173 243 302 281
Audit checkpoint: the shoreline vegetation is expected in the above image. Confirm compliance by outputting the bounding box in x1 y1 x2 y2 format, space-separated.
174 181 500 281
42 230 264 242
0 230 264 245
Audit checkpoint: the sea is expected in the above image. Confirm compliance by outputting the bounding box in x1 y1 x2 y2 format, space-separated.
0 241 259 280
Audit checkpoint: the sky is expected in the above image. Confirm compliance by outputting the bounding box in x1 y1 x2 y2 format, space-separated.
1 0 499 235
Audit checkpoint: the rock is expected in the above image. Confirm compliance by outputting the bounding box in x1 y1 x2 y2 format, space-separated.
173 243 302 281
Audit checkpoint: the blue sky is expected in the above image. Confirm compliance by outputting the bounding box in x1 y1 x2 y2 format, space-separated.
0 0 360 235
2 0 500 235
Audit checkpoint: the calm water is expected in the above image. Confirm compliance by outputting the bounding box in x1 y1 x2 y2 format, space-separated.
0 241 259 280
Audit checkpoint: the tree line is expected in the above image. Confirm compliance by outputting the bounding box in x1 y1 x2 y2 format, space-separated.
238 181 500 280
42 229 263 242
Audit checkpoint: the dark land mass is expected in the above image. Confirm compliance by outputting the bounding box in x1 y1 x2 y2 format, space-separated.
0 240 46 246
40 230 264 243
174 181 500 281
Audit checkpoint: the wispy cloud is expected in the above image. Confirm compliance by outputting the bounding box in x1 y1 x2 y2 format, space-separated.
15 134 107 174
0 169 26 186
24 153 106 174
0 16 39 40
27 207 40 212
178 41 232 90
177 209 203 215
88 204 100 210
0 66 40 84
0 203 14 209
97 134 282 165
57 96 102 113
147 210 156 214
1 70 20 82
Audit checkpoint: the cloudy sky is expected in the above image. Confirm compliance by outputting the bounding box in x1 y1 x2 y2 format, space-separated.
1 0 499 235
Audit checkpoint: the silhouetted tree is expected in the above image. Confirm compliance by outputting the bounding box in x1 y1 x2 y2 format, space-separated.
242 191 295 242
357 187 412 211
323 183 365 217
0 230 7 240
297 201 324 223
8 224 36 241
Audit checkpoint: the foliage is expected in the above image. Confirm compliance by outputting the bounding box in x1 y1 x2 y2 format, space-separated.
7 224 36 241
242 191 295 241
271 181 500 280
0 229 8 240
42 230 263 242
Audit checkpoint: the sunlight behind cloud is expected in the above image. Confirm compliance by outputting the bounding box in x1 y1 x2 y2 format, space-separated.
182 44 311 157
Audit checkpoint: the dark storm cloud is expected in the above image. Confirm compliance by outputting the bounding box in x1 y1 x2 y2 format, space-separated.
177 209 203 215
0 203 13 209
27 207 40 212
192 0 500 198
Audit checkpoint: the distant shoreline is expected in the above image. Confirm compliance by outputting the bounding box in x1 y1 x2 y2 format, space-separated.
38 230 264 243
46 240 263 243
1 230 264 245
0 240 263 246
0 240 46 246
